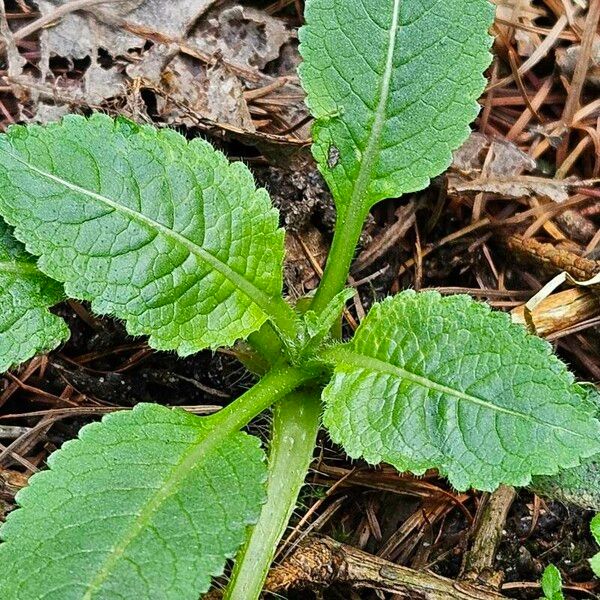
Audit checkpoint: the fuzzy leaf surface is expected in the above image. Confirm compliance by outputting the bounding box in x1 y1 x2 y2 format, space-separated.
0 403 267 599
0 219 68 372
322 291 600 491
0 114 288 354
298 0 494 216
531 387 600 510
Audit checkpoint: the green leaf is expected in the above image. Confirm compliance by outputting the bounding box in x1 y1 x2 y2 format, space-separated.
0 403 267 599
298 0 493 216
531 387 600 510
590 515 600 576
0 218 68 372
295 288 354 360
304 289 354 338
321 291 600 491
540 564 564 600
0 114 294 354
532 460 600 510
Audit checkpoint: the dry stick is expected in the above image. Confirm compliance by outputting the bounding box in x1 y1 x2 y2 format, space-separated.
459 485 517 590
353 201 417 273
494 17 577 42
505 234 600 282
506 74 553 141
265 535 507 600
8 0 127 42
511 287 600 339
487 15 568 92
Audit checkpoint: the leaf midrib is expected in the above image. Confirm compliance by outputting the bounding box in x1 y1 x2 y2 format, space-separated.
4 149 286 326
82 422 225 599
82 364 307 597
338 0 401 215
329 347 591 439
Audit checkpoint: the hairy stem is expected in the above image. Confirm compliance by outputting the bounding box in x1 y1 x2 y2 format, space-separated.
80 364 310 598
264 296 301 343
224 391 322 600
209 364 312 433
228 140 368 599
310 206 367 313
311 0 402 312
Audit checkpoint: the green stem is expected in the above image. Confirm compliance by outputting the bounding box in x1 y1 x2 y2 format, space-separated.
225 164 368 600
310 205 368 313
225 131 370 599
312 0 400 312
209 364 312 433
224 390 321 600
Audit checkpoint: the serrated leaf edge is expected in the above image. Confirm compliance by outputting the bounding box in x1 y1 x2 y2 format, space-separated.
321 292 600 488
0 258 69 371
298 0 495 210
300 0 402 218
0 145 285 342
0 114 299 352
5 404 267 597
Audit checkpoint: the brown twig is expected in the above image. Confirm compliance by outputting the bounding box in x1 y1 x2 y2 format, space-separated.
8 0 127 42
556 0 600 165
459 486 517 590
511 287 600 339
505 234 600 282
265 534 507 599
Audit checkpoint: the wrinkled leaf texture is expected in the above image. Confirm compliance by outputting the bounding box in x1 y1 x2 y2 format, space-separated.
322 291 600 491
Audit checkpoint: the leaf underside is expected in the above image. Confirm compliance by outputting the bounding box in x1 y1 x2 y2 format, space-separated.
322 291 600 491
0 114 285 354
0 219 68 372
532 459 600 511
531 387 600 510
0 404 267 600
298 0 494 215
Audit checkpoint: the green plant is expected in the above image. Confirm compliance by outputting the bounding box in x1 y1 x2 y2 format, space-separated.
0 1 599 599
590 515 600 575
531 387 600 510
539 564 564 600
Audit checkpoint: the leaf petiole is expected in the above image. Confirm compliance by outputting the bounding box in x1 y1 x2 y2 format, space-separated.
209 363 314 433
310 204 368 314
224 390 321 600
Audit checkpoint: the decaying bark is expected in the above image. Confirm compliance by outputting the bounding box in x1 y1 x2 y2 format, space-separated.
511 287 600 338
459 485 517 590
505 234 600 282
265 535 507 599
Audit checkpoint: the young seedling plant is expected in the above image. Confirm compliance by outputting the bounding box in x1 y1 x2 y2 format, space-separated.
539 564 564 600
1 1 600 598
